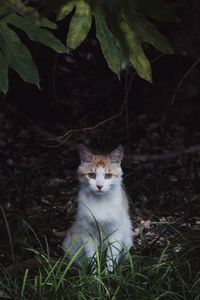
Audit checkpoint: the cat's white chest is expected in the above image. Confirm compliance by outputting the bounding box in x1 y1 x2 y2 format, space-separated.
78 190 123 224
87 199 121 223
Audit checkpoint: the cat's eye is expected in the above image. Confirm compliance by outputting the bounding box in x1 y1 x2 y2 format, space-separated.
105 173 112 179
88 173 96 179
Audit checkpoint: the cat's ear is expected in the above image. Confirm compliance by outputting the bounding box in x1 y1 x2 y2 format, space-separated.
79 144 93 163
109 145 124 164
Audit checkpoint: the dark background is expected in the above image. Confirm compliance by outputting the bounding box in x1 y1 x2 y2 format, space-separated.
1 1 200 263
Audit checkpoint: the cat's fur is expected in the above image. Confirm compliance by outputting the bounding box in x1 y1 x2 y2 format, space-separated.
63 144 133 271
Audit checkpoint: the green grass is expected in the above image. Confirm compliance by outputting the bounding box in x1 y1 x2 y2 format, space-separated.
1 244 200 300
0 208 200 300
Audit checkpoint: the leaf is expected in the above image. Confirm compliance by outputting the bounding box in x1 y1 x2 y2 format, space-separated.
67 1 92 52
0 1 57 28
0 23 39 87
99 0 129 68
1 0 38 16
0 50 8 94
136 15 173 54
94 8 120 76
39 17 57 29
57 1 75 20
122 4 173 54
0 6 10 19
7 14 66 53
120 21 152 82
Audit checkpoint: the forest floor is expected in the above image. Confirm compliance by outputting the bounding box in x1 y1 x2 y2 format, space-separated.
1 51 200 299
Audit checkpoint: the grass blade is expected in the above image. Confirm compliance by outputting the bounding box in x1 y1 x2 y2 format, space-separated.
20 269 29 300
0 205 15 263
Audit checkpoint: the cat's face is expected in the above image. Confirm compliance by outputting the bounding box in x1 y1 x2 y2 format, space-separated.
78 145 124 195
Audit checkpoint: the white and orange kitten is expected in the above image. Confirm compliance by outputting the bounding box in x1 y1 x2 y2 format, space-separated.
63 144 133 271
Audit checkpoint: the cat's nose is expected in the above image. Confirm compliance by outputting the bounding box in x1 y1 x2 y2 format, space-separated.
97 185 103 190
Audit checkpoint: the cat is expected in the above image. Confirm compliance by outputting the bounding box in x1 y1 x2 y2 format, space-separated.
63 144 133 271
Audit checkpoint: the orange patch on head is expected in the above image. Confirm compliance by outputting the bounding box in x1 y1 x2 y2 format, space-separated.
96 160 105 167
91 155 111 170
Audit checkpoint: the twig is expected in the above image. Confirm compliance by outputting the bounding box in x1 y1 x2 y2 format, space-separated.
36 110 124 147
36 53 166 147
124 70 131 149
171 56 200 104
52 53 70 123
37 71 136 147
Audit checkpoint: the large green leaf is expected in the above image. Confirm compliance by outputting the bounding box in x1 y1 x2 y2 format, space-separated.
67 1 92 52
0 23 39 87
0 1 58 29
121 21 152 82
0 0 37 16
57 0 75 20
0 0 181 88
122 4 173 54
94 8 120 76
39 17 58 29
99 0 129 68
0 7 10 19
0 51 8 94
7 14 66 53
139 15 174 54
135 14 173 54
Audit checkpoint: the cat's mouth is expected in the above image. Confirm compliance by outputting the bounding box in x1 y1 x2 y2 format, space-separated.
95 190 104 194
